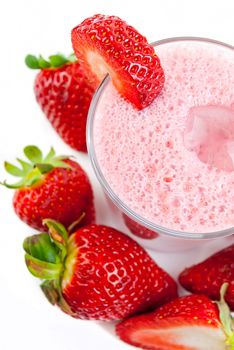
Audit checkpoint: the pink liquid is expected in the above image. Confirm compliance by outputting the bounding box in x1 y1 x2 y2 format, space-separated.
93 40 234 233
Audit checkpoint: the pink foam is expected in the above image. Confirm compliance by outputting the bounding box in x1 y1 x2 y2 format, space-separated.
93 40 234 233
184 105 234 172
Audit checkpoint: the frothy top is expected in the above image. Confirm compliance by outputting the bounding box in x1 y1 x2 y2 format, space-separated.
93 40 234 233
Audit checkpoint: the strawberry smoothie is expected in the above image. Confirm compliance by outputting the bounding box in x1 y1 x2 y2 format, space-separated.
92 39 234 234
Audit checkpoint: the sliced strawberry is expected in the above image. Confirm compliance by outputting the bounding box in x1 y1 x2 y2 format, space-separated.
71 14 165 110
116 288 234 349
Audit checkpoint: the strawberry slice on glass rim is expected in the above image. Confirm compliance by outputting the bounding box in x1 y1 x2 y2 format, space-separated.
71 14 165 110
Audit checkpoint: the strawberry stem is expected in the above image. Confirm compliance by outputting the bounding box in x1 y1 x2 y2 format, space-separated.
67 212 86 234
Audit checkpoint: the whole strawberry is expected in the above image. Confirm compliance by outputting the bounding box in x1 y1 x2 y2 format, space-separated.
23 220 177 321
3 146 95 230
71 14 165 110
116 284 234 350
25 53 98 152
179 244 234 310
123 214 158 240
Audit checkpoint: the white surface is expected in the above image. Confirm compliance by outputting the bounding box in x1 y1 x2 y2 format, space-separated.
0 1 233 349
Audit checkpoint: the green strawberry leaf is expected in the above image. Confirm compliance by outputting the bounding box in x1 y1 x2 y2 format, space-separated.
38 55 50 69
36 163 54 174
24 145 43 163
4 161 24 177
3 145 71 189
50 160 71 169
2 167 41 189
25 253 62 280
26 53 76 70
23 167 41 186
25 54 40 69
41 280 60 305
23 233 60 264
43 219 68 262
216 283 234 348
16 158 33 173
44 147 56 162
43 219 68 243
41 280 77 317
218 283 233 336
49 54 69 68
2 179 28 189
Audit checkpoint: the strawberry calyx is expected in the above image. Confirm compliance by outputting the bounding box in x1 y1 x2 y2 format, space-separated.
25 53 76 70
41 280 77 316
216 283 234 349
23 219 77 316
3 145 70 189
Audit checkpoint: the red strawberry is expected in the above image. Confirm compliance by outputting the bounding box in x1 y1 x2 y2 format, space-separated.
25 53 99 152
23 221 177 321
116 285 234 350
71 14 165 110
179 244 234 311
123 214 158 239
3 146 95 230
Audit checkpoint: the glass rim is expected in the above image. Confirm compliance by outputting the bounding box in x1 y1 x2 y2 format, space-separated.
87 36 234 240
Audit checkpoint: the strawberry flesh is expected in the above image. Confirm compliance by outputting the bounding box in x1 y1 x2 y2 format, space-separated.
116 295 226 350
71 14 165 110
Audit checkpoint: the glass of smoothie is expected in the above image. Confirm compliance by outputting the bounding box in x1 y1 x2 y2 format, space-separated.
87 37 234 251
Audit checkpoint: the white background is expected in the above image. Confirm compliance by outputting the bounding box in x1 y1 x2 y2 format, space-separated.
0 1 233 349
